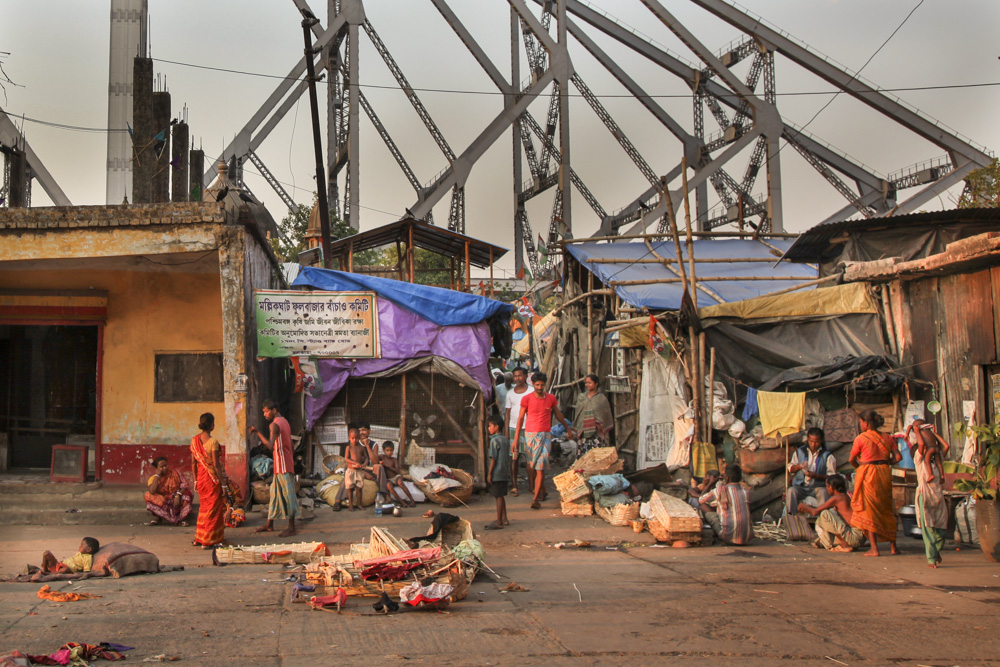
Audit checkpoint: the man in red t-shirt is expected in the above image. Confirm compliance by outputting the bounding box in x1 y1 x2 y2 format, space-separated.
513 372 576 508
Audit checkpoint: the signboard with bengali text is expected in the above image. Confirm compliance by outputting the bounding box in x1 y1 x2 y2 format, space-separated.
255 290 380 359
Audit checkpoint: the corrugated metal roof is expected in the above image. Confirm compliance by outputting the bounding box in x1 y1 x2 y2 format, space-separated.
782 208 1000 263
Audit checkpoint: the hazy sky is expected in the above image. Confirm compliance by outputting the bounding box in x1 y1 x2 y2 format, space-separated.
3 0 999 275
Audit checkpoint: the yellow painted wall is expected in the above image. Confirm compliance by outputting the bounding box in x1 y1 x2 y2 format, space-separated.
0 266 227 446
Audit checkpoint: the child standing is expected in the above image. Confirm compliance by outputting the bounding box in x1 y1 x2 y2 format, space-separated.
485 415 511 530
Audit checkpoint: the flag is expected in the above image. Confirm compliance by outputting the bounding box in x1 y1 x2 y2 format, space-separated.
537 234 548 257
169 156 180 168
126 122 134 139
153 129 167 158
648 315 668 357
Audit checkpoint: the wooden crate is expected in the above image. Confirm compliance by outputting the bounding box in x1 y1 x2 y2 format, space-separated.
594 501 639 526
649 490 702 533
560 499 594 516
554 470 590 502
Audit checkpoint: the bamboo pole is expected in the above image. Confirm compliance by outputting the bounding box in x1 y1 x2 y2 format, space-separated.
699 331 708 441
398 372 408 464
750 273 840 298
587 257 783 264
552 289 613 314
682 160 707 444
610 276 817 286
556 231 799 244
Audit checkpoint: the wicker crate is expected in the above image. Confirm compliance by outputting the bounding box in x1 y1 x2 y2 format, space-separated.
554 470 590 502
560 499 594 517
646 518 702 545
649 490 702 533
594 501 640 527
568 446 622 478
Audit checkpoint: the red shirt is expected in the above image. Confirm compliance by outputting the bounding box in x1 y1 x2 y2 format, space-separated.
521 392 558 433
272 416 294 474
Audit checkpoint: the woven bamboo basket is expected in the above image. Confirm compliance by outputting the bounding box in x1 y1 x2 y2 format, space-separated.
214 541 329 565
568 446 623 478
554 470 590 502
560 499 594 517
649 490 702 533
414 469 475 507
321 454 346 477
646 519 702 545
594 501 640 527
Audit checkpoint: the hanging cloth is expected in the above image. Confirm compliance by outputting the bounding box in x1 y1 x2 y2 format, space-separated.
757 391 806 438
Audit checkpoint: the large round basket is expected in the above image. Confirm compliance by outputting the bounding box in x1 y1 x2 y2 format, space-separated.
414 469 475 507
322 454 346 477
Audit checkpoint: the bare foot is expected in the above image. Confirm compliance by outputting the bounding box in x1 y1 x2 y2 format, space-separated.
890 544 900 556
928 563 938 568
830 545 854 553
862 550 880 557
503 519 510 526
253 526 273 534
278 529 297 538
349 506 358 512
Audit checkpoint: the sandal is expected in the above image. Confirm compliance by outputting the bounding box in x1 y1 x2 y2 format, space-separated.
530 502 541 510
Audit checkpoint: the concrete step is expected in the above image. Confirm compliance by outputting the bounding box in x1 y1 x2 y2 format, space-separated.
0 507 158 525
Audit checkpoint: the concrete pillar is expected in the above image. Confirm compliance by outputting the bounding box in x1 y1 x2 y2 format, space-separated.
217 225 250 499
189 149 204 201
131 57 153 204
7 148 27 208
170 121 189 202
152 91 171 202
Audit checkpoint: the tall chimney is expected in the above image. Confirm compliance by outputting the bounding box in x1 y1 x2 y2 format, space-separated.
131 56 153 204
171 121 189 202
189 149 204 201
152 91 171 202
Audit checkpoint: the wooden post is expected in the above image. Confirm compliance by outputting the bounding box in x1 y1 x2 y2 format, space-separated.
348 239 354 273
707 345 716 443
450 257 456 290
489 247 495 298
464 240 471 292
399 372 408 465
408 224 415 283
587 271 595 374
478 391 486 485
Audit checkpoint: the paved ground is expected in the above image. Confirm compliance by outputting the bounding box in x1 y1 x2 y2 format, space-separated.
2 490 999 666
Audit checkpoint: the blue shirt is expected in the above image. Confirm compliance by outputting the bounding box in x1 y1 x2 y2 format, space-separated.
487 433 511 482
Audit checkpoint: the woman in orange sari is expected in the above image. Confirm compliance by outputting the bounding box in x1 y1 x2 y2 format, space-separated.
144 456 192 526
190 413 227 549
849 409 900 556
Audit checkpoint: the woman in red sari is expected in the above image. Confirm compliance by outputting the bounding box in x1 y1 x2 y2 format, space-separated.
190 413 227 549
849 409 900 556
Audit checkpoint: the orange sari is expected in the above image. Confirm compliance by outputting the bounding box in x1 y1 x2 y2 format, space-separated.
191 434 225 547
849 430 897 543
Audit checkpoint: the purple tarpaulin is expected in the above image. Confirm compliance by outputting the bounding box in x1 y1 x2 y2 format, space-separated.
305 296 493 428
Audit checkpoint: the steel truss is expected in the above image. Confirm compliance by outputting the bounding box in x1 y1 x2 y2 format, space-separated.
201 0 991 276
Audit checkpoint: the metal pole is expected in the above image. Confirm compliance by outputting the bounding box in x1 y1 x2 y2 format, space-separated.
301 16 333 268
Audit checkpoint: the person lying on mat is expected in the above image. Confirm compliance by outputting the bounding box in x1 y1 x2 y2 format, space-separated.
27 537 100 581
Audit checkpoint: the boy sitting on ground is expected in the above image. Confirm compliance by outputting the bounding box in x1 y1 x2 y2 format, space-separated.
29 537 100 581
797 474 867 552
376 441 416 508
485 414 511 530
687 469 720 511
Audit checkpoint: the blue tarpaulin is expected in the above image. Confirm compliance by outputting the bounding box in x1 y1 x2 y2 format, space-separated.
293 266 515 326
565 239 816 310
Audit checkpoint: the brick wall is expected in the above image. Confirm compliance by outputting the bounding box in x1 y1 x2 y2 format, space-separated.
0 202 226 230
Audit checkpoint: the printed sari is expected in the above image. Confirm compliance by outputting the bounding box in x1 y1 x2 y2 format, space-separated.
573 391 614 455
144 469 193 525
191 434 226 547
849 430 897 543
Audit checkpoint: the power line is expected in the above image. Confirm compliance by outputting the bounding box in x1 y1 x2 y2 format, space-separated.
151 55 1000 99
7 79 998 136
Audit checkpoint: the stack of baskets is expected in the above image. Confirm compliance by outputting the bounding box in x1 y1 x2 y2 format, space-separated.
554 469 592 516
555 447 626 517
647 490 703 544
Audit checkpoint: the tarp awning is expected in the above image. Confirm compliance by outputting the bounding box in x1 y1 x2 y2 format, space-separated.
698 282 877 321
293 266 514 327
565 239 816 310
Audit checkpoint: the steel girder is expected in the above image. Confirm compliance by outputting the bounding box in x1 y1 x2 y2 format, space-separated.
0 107 71 206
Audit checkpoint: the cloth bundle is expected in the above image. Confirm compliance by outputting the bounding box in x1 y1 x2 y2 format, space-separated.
587 473 632 508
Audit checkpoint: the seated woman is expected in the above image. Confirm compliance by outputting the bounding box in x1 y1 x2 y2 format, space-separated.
144 456 193 526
